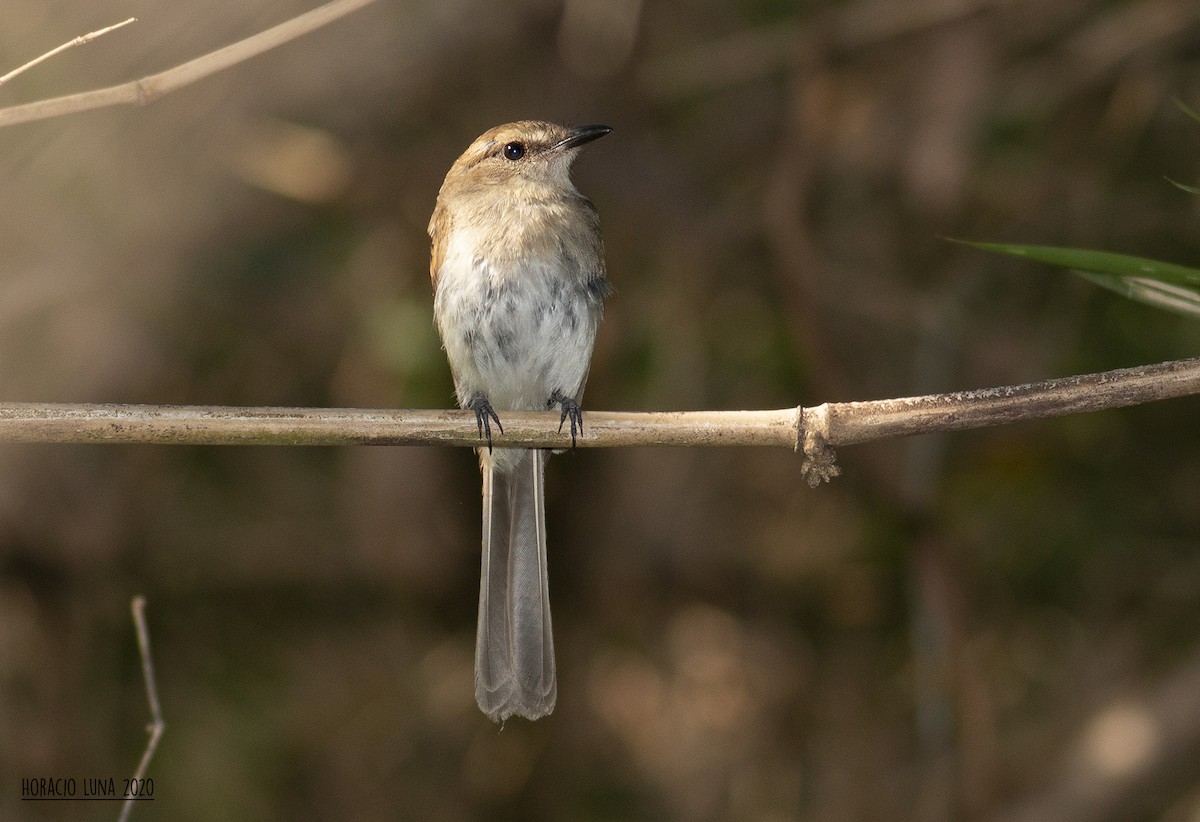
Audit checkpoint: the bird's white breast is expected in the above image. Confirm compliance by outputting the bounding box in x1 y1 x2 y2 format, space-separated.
433 222 600 413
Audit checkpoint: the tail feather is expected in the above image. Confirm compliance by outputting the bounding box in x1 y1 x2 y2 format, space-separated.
476 449 556 721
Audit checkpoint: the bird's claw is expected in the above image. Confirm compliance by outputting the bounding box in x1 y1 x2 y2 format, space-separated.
551 391 584 448
468 395 503 452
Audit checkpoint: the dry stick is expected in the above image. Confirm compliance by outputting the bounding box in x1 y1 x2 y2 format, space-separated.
0 17 137 87
0 405 802 448
0 357 1196 480
119 596 164 822
0 0 380 128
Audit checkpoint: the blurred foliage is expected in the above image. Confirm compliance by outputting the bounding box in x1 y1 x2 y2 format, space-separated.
2 0 1200 820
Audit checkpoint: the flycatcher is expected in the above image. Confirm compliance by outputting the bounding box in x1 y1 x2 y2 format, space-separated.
429 121 612 721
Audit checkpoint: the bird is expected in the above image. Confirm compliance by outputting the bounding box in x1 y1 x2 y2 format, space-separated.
429 121 612 721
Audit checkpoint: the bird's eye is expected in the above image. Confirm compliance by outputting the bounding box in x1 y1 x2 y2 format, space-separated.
502 142 526 161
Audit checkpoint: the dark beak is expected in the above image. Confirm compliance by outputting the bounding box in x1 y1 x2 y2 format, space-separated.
555 124 613 151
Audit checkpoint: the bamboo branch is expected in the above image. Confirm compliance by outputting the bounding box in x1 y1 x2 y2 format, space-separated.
0 0 379 128
0 358 1196 485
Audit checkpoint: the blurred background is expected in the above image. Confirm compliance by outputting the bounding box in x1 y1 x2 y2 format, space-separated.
2 0 1200 819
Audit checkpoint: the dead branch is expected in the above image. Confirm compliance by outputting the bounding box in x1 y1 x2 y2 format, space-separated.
0 357 1195 485
0 0 379 128
0 18 137 88
118 596 164 822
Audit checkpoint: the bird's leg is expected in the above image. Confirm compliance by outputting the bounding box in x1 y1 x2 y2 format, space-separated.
467 394 503 452
549 390 583 448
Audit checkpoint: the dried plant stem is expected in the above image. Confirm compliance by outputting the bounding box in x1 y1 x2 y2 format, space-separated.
815 355 1200 445
0 405 802 448
118 596 164 822
0 0 379 128
0 358 1196 482
0 18 138 87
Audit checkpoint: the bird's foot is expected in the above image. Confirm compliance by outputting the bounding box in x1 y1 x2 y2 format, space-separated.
467 394 503 452
550 391 583 448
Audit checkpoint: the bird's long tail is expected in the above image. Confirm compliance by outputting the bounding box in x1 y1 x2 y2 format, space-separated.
476 449 556 721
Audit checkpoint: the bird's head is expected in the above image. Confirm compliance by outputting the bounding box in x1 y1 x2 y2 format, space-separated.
441 121 612 193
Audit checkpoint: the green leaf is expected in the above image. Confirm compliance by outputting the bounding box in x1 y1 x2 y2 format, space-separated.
957 241 1200 287
953 101 1200 320
956 240 1200 320
1173 97 1200 126
1075 271 1200 320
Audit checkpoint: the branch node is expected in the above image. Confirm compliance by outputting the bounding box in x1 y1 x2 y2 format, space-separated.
800 416 840 487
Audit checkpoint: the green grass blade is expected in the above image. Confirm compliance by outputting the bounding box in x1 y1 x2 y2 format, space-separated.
958 241 1200 287
1173 97 1200 125
1076 271 1200 319
1166 177 1200 195
956 240 1200 319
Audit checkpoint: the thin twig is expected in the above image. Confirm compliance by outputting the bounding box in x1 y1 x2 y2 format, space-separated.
119 596 164 822
0 0 379 128
0 18 137 87
0 358 1196 481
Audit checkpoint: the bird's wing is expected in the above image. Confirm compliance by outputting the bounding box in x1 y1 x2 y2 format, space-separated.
428 200 451 291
